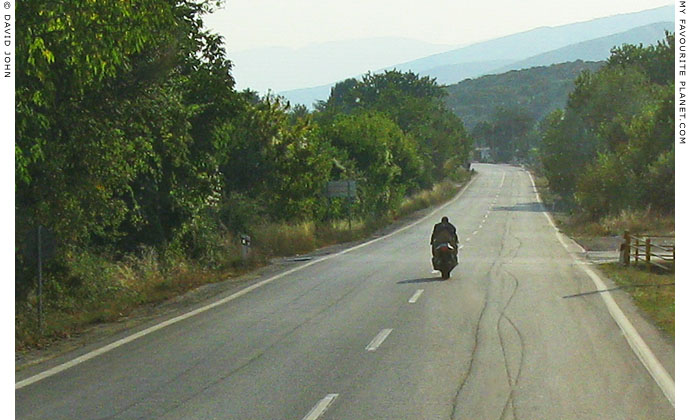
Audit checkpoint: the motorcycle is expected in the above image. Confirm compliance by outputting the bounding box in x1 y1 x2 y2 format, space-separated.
432 242 458 280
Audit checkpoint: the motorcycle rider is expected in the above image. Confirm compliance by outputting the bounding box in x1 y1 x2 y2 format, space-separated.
430 216 458 269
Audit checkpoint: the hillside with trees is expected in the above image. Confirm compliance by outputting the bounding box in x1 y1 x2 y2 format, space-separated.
15 0 472 346
444 60 603 163
444 60 604 130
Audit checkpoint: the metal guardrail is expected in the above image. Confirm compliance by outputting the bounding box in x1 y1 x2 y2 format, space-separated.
620 231 674 271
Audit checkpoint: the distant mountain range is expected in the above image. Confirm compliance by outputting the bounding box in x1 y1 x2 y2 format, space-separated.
278 5 673 108
490 21 672 74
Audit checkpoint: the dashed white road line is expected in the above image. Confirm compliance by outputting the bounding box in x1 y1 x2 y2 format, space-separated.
466 237 471 241
408 289 424 303
472 230 478 235
302 394 339 420
366 329 393 352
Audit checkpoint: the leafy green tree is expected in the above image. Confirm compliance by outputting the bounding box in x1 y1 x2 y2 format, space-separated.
317 70 471 184
539 109 596 200
15 0 235 298
321 112 416 215
411 108 471 182
217 96 333 222
607 32 674 86
575 152 634 217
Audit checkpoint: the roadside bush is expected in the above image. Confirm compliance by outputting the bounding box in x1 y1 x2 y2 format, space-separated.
171 212 227 268
640 150 674 213
442 157 471 183
575 152 634 218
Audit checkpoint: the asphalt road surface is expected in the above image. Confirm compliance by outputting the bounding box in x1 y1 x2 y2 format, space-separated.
16 164 674 419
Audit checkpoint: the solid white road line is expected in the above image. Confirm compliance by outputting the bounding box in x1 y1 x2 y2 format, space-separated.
366 329 393 352
16 175 480 389
525 169 675 407
302 394 339 420
408 289 424 303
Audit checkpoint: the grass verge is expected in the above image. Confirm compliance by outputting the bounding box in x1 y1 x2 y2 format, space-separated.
598 263 674 340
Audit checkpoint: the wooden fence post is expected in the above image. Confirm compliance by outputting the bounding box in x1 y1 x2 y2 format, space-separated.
645 237 651 272
634 237 640 265
623 231 630 266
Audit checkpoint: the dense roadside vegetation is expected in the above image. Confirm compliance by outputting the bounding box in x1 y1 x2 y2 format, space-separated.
15 1 472 348
538 33 673 220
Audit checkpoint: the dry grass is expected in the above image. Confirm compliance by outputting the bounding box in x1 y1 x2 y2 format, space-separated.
396 180 459 217
599 208 674 236
253 221 317 257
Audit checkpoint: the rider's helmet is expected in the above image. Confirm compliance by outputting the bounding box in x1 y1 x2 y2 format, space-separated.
441 216 449 223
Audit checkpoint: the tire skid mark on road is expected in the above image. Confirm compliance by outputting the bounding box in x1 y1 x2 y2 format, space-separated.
494 211 526 420
450 278 489 420
497 269 526 420
451 175 511 420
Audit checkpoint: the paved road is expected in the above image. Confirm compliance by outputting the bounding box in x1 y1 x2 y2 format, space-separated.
16 164 674 419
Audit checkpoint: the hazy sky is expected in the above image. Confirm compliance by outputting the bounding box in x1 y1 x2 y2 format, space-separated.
204 0 673 52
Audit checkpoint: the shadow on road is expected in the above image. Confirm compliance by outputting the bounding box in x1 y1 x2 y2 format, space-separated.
492 201 543 212
397 277 444 284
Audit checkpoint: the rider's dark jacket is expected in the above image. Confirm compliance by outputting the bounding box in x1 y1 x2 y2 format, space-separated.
430 221 458 246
